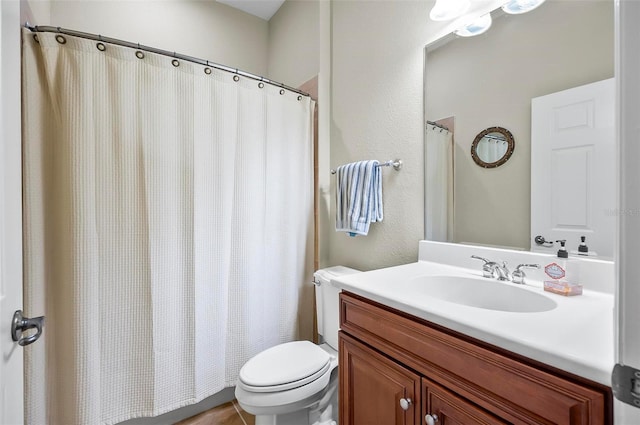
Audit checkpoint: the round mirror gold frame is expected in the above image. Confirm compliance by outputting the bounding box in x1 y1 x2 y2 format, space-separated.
470 126 515 169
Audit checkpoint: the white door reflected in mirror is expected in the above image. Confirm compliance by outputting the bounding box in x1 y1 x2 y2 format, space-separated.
531 78 615 259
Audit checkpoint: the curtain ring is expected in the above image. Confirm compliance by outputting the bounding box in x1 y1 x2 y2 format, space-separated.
33 34 39 43
279 89 285 95
135 51 145 59
96 42 106 51
55 35 66 44
204 67 212 75
258 82 264 89
233 75 240 82
171 59 180 67
297 95 302 101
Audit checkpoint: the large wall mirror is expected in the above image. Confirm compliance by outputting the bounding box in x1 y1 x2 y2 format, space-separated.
424 0 614 255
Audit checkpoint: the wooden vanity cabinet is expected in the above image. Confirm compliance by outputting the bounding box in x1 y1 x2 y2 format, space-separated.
340 334 421 424
339 292 612 425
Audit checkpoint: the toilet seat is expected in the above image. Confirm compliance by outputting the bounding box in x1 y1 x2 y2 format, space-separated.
238 341 331 393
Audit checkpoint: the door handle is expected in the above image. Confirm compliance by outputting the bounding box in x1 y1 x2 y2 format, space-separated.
11 310 44 346
534 235 554 247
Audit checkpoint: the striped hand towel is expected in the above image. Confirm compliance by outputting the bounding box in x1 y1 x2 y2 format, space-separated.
335 160 383 236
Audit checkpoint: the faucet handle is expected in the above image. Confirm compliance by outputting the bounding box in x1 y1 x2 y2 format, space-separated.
471 255 495 278
512 264 541 284
470 255 490 264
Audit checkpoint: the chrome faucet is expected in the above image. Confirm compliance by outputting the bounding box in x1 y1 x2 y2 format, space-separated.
470 256 511 281
492 261 511 281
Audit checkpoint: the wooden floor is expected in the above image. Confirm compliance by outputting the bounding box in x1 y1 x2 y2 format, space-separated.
176 400 255 425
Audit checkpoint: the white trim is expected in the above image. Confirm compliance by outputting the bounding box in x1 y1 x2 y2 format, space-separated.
615 0 640 422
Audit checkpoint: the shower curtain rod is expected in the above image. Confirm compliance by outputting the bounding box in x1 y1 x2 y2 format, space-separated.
24 23 311 98
480 134 507 142
426 120 450 132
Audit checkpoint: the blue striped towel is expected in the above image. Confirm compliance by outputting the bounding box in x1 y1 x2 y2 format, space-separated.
335 160 383 236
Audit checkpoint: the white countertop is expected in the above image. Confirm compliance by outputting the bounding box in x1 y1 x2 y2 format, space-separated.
332 260 614 386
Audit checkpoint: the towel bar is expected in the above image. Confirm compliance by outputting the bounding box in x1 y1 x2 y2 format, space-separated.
331 159 402 175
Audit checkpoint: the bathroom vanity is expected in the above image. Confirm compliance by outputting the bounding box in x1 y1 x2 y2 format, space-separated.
334 242 614 425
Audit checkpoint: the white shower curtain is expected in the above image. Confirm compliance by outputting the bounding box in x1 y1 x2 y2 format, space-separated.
476 137 507 163
425 125 453 242
22 29 314 425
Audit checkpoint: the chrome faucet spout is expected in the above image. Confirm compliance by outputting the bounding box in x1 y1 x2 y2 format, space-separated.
493 261 511 281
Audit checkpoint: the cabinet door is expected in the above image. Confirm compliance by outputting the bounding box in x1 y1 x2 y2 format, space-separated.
340 333 421 425
423 378 509 425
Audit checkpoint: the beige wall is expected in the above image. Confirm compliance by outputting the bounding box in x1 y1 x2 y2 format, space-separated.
426 0 613 250
268 0 319 88
37 0 269 76
21 0 50 24
329 0 439 270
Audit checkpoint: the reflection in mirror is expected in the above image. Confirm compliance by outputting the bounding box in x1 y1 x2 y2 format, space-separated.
470 127 514 168
425 119 453 242
424 0 614 251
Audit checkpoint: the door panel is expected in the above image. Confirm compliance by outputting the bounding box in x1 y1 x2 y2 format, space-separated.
531 78 615 258
340 333 420 425
422 378 509 425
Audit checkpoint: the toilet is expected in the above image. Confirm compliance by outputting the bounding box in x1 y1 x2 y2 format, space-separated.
235 266 360 425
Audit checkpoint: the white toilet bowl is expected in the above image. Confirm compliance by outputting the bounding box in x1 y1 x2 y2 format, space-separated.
234 266 360 425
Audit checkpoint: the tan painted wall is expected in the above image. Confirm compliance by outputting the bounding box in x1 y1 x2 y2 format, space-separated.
268 0 319 88
329 0 438 270
426 0 613 250
43 0 269 76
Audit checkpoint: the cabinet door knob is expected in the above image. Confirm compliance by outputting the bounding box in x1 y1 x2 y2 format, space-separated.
399 397 412 410
425 414 439 425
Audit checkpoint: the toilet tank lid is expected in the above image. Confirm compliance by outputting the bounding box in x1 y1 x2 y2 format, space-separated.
313 266 360 286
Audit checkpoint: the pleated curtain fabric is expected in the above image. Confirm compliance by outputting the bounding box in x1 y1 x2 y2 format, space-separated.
424 125 453 242
22 29 314 425
476 138 506 163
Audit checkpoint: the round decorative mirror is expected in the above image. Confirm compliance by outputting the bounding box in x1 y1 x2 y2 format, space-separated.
470 126 515 168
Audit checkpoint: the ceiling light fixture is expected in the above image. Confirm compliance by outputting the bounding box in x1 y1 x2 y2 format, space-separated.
454 13 493 37
429 0 471 21
501 0 546 15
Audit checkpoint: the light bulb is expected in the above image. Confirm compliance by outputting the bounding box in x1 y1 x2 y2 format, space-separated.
501 0 546 15
429 0 471 21
454 13 493 37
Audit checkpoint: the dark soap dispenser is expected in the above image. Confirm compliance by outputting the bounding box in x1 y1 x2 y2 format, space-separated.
578 236 589 255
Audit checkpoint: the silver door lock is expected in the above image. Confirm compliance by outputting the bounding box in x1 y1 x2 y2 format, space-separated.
11 310 45 346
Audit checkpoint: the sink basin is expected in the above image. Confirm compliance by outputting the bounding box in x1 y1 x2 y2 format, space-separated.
407 275 557 313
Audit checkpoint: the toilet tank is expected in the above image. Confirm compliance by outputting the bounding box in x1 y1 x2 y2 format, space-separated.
313 266 360 350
